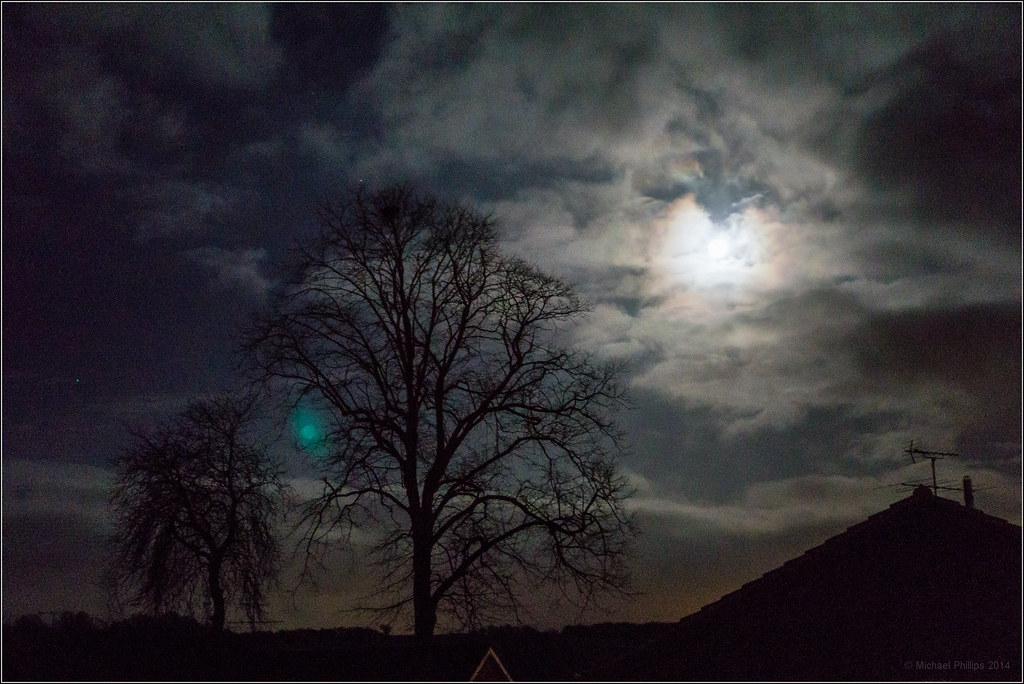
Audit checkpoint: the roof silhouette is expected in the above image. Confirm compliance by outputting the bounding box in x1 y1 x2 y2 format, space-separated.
598 485 1022 680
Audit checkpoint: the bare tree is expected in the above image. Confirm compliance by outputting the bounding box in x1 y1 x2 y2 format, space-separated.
247 185 635 638
109 394 287 631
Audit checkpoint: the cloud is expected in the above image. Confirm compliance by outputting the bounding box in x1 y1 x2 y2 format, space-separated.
631 472 892 535
848 33 1021 237
21 4 282 90
130 180 239 240
340 5 1019 466
184 246 272 298
346 6 662 181
10 45 134 176
298 121 358 169
2 460 113 525
270 4 390 92
345 4 1018 259
847 302 1022 442
1 460 113 620
630 463 1021 537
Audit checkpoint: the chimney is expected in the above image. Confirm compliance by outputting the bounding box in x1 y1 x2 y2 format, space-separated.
963 475 974 509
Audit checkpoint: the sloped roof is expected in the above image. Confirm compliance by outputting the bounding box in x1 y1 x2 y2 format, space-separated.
696 485 1019 618
599 486 1022 681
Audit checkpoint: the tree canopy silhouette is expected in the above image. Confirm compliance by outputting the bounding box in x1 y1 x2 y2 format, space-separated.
247 185 635 637
109 394 287 630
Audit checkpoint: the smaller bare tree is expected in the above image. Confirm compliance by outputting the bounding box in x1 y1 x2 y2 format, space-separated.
109 394 287 630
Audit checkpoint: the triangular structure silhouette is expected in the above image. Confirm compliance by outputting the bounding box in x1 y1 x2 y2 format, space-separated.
470 646 513 681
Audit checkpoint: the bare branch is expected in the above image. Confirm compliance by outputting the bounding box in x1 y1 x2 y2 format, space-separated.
246 184 635 637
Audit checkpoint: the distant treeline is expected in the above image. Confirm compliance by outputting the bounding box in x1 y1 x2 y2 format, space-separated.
3 612 385 680
2 611 677 681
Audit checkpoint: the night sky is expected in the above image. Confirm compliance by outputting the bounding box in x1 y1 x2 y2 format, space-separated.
3 4 1021 630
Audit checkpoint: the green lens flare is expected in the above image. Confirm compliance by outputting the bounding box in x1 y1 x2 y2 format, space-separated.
291 404 327 451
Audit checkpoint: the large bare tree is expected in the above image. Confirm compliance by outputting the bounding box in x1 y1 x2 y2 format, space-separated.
247 185 634 638
109 394 287 630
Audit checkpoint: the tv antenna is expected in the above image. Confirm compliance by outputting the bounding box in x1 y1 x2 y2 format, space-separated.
902 439 960 496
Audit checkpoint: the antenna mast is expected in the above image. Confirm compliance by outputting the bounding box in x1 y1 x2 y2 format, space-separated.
903 439 960 496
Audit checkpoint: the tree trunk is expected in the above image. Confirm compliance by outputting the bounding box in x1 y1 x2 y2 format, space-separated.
209 559 226 631
411 520 436 639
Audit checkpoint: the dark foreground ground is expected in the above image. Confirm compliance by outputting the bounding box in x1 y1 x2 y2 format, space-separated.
3 611 1020 682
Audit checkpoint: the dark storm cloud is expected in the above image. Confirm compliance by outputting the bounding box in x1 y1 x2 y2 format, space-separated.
3 3 310 412
11 3 281 90
270 4 388 91
850 302 1022 442
851 30 1021 237
3 3 387 237
852 302 1021 385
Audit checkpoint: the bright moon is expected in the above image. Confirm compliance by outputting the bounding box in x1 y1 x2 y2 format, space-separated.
708 236 730 260
657 195 766 293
